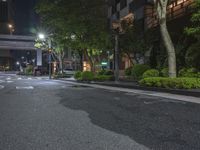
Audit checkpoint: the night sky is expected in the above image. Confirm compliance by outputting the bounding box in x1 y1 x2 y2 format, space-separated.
13 0 39 35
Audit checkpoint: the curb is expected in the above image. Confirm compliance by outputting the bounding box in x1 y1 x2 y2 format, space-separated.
58 79 200 98
93 82 200 98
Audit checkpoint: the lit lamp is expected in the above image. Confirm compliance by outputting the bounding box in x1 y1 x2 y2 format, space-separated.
8 24 14 35
38 33 52 79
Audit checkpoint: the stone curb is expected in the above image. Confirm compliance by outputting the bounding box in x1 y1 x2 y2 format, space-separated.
59 79 200 98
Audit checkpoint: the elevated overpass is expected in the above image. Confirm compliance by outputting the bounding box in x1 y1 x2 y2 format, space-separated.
0 34 42 66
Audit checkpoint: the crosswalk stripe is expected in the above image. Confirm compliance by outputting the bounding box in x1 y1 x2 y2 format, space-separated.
0 80 4 83
16 86 34 90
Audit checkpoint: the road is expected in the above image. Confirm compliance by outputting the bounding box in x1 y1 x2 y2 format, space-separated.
0 73 200 150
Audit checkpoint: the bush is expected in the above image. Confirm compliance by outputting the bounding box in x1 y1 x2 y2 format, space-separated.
131 64 150 80
142 69 160 79
94 75 114 82
81 71 94 81
140 77 200 89
179 68 199 78
98 70 106 75
53 72 72 79
98 70 114 76
25 65 33 75
161 68 168 77
125 67 133 76
74 71 82 80
104 70 114 75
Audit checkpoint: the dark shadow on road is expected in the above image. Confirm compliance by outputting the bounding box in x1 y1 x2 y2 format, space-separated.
58 87 200 150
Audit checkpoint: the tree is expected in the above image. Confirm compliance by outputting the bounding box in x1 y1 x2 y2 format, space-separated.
185 0 200 69
153 0 177 77
120 21 153 65
36 0 111 72
185 0 200 37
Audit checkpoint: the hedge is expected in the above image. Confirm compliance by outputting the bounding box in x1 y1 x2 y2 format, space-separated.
81 71 94 81
178 68 199 78
131 64 150 80
94 75 114 82
74 71 82 80
140 77 200 89
142 69 160 79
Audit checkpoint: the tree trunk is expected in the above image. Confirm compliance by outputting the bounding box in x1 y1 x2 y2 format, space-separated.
125 51 134 65
85 49 95 72
58 54 63 74
160 20 177 77
155 0 177 77
77 50 83 71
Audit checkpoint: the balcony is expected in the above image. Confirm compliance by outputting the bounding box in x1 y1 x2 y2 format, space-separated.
145 0 194 29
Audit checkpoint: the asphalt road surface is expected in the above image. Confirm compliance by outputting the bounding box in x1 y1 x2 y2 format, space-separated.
0 73 200 150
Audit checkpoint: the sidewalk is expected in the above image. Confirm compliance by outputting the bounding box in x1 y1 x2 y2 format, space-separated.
60 78 200 98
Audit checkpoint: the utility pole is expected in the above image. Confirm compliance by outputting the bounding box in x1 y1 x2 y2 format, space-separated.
112 20 121 82
114 33 119 82
48 39 52 79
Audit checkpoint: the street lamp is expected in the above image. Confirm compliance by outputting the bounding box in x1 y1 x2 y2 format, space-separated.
38 33 52 79
8 24 14 35
112 20 121 82
38 33 45 40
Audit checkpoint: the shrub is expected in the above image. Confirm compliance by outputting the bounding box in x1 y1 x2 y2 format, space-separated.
98 70 106 75
25 65 33 75
125 67 133 76
74 71 82 80
53 72 72 79
131 64 150 80
179 68 199 78
140 77 200 89
81 71 94 81
142 69 160 79
94 75 114 82
98 70 114 76
161 68 168 77
104 70 114 75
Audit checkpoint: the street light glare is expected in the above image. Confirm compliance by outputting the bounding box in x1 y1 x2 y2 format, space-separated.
38 33 45 39
8 24 13 28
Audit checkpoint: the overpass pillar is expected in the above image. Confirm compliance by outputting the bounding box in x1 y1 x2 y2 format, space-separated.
36 49 42 66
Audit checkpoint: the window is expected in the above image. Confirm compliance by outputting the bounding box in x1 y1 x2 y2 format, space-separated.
120 0 127 10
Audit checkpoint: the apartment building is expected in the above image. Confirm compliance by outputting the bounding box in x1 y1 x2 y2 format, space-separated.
108 0 194 29
0 0 14 71
108 0 194 70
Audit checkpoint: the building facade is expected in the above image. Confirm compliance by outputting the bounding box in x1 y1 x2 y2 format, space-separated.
108 0 194 71
0 0 14 71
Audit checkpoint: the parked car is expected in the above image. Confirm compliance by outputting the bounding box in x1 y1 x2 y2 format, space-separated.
63 68 75 75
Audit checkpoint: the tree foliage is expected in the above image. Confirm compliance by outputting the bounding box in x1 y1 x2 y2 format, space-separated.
36 0 111 71
185 0 200 69
185 0 200 38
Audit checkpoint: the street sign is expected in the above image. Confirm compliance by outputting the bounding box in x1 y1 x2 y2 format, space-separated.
101 62 108 66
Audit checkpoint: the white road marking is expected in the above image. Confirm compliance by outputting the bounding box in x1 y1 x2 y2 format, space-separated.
6 80 13 83
6 77 11 80
28 78 32 80
0 80 4 83
0 85 5 89
18 78 22 80
16 86 34 90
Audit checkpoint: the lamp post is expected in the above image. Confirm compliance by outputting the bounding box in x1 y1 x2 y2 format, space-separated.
112 20 121 82
38 33 52 79
8 24 14 35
